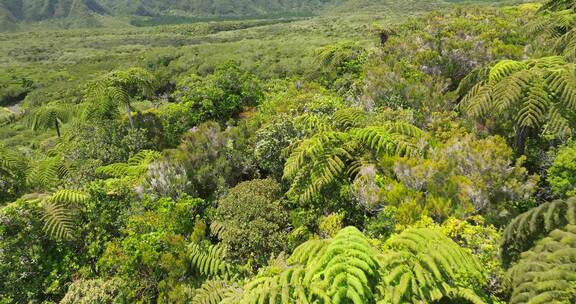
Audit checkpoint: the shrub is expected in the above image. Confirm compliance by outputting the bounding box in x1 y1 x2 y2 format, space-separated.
214 179 289 266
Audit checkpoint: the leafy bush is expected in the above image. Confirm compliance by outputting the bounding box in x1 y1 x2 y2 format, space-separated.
174 121 259 199
214 179 289 266
61 278 128 304
0 199 76 302
547 142 576 198
97 196 206 302
389 135 538 224
0 145 27 204
173 62 263 122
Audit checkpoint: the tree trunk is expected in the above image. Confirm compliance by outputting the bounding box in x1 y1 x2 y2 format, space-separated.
126 102 134 128
55 119 61 138
515 126 529 156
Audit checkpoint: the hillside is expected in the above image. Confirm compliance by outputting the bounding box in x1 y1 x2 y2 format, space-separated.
2 0 576 302
0 0 346 30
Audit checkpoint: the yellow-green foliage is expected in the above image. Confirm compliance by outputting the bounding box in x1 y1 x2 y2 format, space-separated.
240 226 380 304
0 108 16 126
507 224 576 304
380 228 487 304
547 142 576 198
40 189 90 240
189 243 236 278
96 150 161 179
27 103 75 137
84 68 156 125
26 156 70 191
235 226 486 304
386 135 538 225
318 212 345 238
539 0 576 12
0 144 27 202
192 279 242 304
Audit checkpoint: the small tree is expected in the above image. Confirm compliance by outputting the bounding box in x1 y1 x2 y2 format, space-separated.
28 104 74 137
214 179 289 266
85 68 156 128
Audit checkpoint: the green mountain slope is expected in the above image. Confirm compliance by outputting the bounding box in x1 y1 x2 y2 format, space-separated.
0 0 346 30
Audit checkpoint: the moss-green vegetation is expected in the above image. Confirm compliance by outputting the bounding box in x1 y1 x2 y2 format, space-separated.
1 0 576 303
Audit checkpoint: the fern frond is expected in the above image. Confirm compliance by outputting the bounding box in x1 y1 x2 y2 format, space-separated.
96 163 131 178
544 103 572 137
96 150 161 179
383 121 424 137
380 228 486 304
461 83 494 118
294 113 332 134
128 150 161 166
539 0 576 12
284 122 423 203
283 131 350 181
546 68 576 110
84 67 156 120
189 243 235 278
501 197 576 266
240 227 379 304
517 80 550 129
26 103 76 137
27 156 70 191
0 145 27 177
353 126 419 156
333 108 368 130
507 224 576 304
41 200 75 241
40 189 89 241
192 279 242 304
459 57 576 144
488 60 528 82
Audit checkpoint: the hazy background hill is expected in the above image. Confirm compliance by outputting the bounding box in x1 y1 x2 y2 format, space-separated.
0 0 345 30
0 0 513 31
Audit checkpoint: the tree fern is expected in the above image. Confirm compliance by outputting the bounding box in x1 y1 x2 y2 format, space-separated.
528 7 576 59
294 113 332 135
379 228 487 304
26 156 70 191
40 189 89 241
501 197 576 266
459 57 576 152
539 0 576 12
305 227 381 303
0 145 27 179
240 227 380 304
283 124 423 203
507 224 576 304
353 126 419 157
27 103 75 137
84 67 156 127
238 227 485 304
96 150 161 179
0 145 27 202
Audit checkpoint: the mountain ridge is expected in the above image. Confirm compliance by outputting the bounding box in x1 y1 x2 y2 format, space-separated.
0 0 345 30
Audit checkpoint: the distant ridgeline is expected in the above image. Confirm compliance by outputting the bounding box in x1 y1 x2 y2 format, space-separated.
0 0 343 30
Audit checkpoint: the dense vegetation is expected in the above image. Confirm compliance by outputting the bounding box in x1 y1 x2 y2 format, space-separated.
0 0 339 29
1 0 576 303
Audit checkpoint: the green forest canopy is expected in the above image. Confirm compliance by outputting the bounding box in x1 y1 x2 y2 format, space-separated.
1 0 576 303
